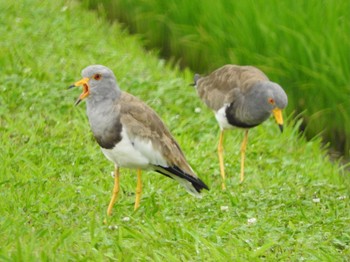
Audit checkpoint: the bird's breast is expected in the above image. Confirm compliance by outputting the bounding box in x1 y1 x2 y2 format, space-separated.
86 101 123 149
216 103 261 129
101 127 168 169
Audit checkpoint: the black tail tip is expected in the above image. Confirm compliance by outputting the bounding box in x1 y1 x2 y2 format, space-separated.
193 178 209 193
190 73 201 87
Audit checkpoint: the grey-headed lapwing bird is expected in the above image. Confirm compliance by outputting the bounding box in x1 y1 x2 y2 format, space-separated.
193 65 287 189
70 65 208 215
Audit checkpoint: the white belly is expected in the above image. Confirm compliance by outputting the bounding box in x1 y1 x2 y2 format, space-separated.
215 105 236 130
101 128 167 169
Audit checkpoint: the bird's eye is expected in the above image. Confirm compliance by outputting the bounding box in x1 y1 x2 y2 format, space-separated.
268 98 275 105
93 74 102 80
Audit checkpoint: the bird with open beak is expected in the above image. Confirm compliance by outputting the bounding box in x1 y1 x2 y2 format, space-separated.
69 65 208 216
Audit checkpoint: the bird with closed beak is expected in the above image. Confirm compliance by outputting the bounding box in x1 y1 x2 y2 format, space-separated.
69 65 208 216
193 64 288 189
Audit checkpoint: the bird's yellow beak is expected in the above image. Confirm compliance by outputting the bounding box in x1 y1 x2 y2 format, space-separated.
272 108 284 132
68 77 90 106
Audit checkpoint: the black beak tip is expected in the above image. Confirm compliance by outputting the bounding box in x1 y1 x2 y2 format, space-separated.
74 98 82 106
278 124 284 133
68 84 75 89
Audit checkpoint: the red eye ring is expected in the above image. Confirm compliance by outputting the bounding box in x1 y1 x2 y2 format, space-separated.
268 98 275 105
93 73 102 80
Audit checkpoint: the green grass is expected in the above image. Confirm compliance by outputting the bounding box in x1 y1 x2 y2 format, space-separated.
1 0 350 261
83 0 350 156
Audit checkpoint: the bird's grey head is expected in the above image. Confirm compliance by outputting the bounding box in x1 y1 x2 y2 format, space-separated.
70 65 121 106
249 81 288 131
81 65 120 100
259 82 288 109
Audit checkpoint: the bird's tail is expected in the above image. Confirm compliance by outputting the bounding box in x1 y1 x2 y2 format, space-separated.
155 165 209 197
190 74 201 87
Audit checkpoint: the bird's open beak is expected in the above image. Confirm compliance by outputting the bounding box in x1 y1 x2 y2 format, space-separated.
68 77 90 106
272 108 284 132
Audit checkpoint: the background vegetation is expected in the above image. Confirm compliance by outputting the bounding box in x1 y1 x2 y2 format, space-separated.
83 0 350 157
1 0 349 260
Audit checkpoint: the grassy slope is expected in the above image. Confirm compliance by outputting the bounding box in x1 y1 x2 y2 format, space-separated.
0 0 349 261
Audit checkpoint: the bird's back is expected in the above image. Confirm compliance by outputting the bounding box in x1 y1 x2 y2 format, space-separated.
196 65 269 111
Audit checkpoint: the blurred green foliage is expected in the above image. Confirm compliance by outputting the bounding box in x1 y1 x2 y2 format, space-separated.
83 0 350 156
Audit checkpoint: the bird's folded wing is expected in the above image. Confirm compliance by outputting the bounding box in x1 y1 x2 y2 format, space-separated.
197 65 269 111
119 92 194 175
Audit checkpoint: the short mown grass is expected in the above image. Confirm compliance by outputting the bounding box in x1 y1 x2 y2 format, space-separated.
83 0 350 157
0 0 349 261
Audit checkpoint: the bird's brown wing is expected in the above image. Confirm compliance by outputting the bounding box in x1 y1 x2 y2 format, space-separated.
196 65 269 111
119 92 195 176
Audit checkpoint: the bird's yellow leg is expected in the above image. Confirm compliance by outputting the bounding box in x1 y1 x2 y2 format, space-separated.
107 166 120 216
240 130 249 183
134 169 142 210
218 130 226 190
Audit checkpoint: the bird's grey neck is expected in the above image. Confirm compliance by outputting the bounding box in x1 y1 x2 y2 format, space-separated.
87 87 121 105
85 94 122 149
86 89 121 120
